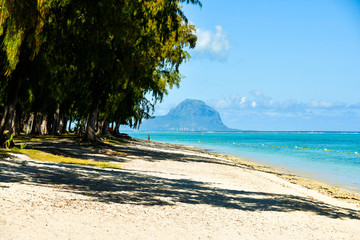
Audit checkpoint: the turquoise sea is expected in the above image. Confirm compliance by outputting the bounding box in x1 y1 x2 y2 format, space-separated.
124 131 360 193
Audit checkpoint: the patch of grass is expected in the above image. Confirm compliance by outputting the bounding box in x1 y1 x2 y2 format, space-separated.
13 133 80 143
9 148 121 169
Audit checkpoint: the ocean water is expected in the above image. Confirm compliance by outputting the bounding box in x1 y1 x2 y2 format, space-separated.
124 131 360 193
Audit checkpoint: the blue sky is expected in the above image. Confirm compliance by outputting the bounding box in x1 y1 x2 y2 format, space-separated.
153 0 360 131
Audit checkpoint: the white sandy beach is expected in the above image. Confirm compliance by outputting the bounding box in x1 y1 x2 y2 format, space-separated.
1 138 360 239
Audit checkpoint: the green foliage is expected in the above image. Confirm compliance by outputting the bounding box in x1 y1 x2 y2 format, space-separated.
3 131 28 149
3 27 23 75
20 141 27 149
3 130 14 149
0 0 51 75
0 0 201 139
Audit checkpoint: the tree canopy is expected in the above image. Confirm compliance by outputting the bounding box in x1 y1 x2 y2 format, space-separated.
0 0 200 143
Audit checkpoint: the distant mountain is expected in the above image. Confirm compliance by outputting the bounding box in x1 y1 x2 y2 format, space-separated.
139 99 238 132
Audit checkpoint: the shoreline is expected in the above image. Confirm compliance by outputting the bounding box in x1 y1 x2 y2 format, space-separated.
1 136 360 239
127 131 360 195
152 140 360 206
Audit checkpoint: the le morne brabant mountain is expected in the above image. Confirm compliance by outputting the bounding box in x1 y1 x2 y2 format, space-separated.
139 99 238 132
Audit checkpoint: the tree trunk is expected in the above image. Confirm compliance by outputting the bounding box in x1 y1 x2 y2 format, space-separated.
60 116 68 134
68 117 72 132
31 113 42 135
41 114 48 135
114 118 121 135
22 116 28 132
96 118 99 133
47 114 53 134
0 78 22 138
51 104 60 135
58 115 64 134
26 113 35 135
14 113 23 136
78 118 86 135
101 120 109 135
14 119 21 136
74 120 78 133
10 109 16 134
0 100 17 136
30 114 36 134
84 102 99 142
96 119 105 135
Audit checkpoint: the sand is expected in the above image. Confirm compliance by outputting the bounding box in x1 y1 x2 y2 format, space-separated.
1 137 360 239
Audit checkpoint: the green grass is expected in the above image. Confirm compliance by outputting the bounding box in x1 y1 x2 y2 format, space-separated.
4 133 125 169
13 133 79 143
8 148 122 169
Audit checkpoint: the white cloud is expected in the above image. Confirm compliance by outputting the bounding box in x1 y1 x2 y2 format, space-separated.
215 97 231 109
206 92 360 131
239 97 246 105
308 100 346 109
209 91 359 119
196 30 212 49
194 25 231 61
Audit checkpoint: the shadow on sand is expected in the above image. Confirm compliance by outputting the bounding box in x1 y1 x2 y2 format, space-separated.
1 155 359 220
26 139 244 168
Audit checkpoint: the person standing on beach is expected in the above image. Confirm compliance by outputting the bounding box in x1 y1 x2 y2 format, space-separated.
148 135 150 141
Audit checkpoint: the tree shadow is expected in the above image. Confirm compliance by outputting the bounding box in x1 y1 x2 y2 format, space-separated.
1 159 359 220
26 139 244 169
26 141 123 162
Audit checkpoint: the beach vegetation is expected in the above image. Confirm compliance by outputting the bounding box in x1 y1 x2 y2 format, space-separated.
19 141 27 149
7 147 122 169
13 133 79 143
0 0 201 145
3 130 14 149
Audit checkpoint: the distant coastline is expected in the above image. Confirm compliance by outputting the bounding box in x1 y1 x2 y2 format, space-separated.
138 99 238 132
